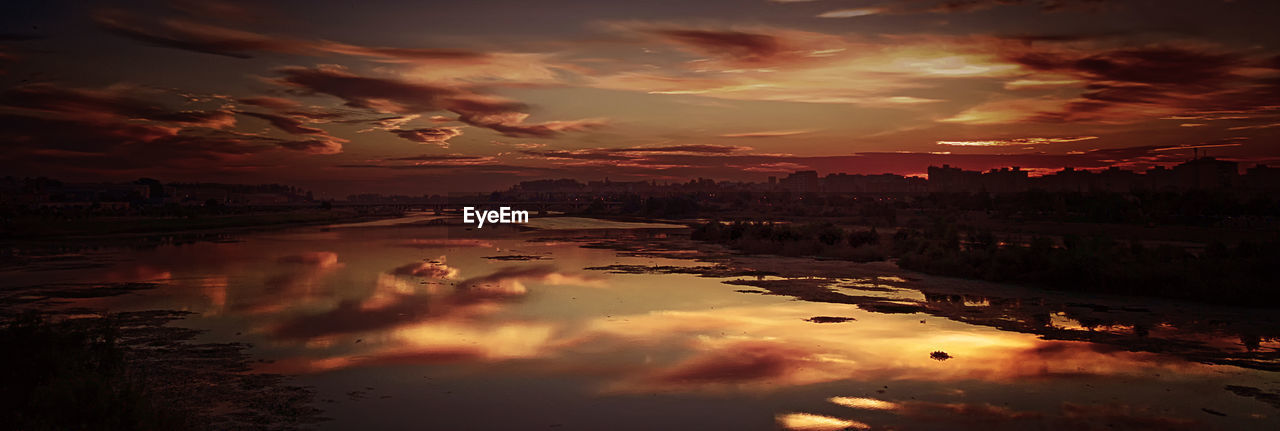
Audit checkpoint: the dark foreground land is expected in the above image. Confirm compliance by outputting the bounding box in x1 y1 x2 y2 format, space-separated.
0 306 324 431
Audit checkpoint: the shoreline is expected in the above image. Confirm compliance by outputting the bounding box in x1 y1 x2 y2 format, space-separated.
563 230 1280 372
0 209 405 243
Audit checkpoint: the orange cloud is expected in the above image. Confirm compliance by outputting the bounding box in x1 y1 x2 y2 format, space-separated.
591 27 1023 105
816 8 886 18
776 413 868 430
936 136 1099 146
720 129 813 138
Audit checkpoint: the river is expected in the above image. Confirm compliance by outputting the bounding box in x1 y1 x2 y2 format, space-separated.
3 215 1277 430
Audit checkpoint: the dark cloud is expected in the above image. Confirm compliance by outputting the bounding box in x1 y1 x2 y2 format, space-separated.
1076 83 1164 104
454 265 598 292
390 127 463 147
240 111 327 135
95 10 296 59
458 112 604 138
277 252 339 266
0 113 259 174
1266 54 1280 70
0 33 43 42
386 154 489 162
521 150 631 161
2 83 235 128
337 154 498 169
339 348 483 366
929 0 1108 13
170 0 266 23
236 96 301 110
389 261 458 278
0 105 341 178
520 145 748 161
876 399 1203 430
273 138 343 154
268 265 589 339
1010 47 1241 87
271 65 458 112
651 29 781 64
0 113 206 154
0 83 272 164
649 341 815 384
285 110 351 120
237 95 357 123
993 44 1280 124
616 145 748 154
317 43 488 63
1075 48 1240 86
812 0 1110 18
931 0 1024 13
95 9 491 62
232 110 344 153
270 294 437 339
270 65 603 138
1000 32 1125 43
335 162 525 170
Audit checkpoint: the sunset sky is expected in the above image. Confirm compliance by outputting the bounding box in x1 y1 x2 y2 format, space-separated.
2 0 1278 195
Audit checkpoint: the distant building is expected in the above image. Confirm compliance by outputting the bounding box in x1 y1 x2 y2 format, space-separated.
928 165 981 192
779 170 819 193
979 167 1029 193
824 173 924 193
1144 166 1178 190
1095 166 1142 192
1245 164 1280 190
1173 157 1238 189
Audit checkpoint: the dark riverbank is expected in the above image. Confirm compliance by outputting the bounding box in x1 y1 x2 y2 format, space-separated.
1 208 403 240
689 219 1280 307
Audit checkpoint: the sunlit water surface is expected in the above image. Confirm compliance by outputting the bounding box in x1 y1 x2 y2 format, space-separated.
5 217 1278 430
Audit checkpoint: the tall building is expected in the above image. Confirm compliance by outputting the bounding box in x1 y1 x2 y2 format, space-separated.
1173 157 1238 189
780 171 820 193
928 164 981 192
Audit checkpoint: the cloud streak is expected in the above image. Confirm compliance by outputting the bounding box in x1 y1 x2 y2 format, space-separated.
269 65 605 138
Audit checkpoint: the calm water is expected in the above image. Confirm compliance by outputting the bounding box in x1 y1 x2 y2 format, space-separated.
5 216 1279 430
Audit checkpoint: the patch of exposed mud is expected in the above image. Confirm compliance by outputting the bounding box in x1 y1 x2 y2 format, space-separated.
483 254 549 261
585 264 775 278
805 316 856 323
1225 385 1280 409
0 282 161 309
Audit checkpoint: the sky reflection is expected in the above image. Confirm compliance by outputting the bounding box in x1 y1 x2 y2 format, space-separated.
7 222 1277 429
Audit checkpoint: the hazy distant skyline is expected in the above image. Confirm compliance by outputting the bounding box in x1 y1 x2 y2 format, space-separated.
2 0 1278 196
